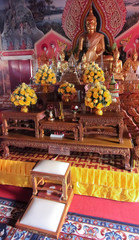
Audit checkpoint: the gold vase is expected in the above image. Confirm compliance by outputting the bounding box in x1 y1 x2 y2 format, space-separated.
95 108 103 116
41 84 55 93
62 94 70 102
42 84 48 93
21 106 29 113
62 93 76 102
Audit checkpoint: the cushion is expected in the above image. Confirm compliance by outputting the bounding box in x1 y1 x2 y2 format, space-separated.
19 197 65 233
32 160 69 175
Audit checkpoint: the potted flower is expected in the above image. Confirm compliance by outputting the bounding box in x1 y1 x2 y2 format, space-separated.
83 62 105 85
85 82 112 115
35 64 56 92
10 82 37 112
58 81 77 102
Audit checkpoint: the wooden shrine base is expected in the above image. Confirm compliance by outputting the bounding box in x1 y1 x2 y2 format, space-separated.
0 127 133 171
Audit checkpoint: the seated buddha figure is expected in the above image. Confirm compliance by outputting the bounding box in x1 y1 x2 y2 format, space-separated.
81 54 89 70
77 53 89 79
57 51 68 74
77 7 105 63
51 56 57 74
77 54 88 71
122 49 139 77
110 47 124 80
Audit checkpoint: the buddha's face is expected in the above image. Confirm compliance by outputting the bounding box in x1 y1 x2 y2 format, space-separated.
114 51 120 61
86 19 96 33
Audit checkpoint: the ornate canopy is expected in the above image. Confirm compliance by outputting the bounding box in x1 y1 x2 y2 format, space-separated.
62 0 126 48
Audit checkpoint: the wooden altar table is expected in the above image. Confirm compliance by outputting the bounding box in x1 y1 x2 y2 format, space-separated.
1 109 45 138
0 127 133 171
79 111 124 144
39 119 79 140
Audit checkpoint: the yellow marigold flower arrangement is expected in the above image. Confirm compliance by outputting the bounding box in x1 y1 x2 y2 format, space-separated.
10 83 37 108
85 82 112 110
35 64 56 85
83 62 105 84
58 82 77 102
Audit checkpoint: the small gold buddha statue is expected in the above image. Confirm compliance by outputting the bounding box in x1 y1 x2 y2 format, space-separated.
60 53 80 84
58 51 68 74
122 49 139 77
81 53 89 70
77 53 88 70
110 47 124 80
77 7 105 63
67 53 77 72
77 53 89 81
51 56 57 74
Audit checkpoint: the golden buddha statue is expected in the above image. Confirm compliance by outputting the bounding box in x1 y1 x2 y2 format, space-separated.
111 48 123 73
77 7 105 63
51 56 57 74
122 49 139 76
60 53 80 84
77 53 89 81
110 47 124 80
58 51 68 74
81 53 89 70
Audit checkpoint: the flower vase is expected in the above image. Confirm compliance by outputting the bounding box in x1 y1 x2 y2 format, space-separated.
42 84 48 93
95 108 103 116
21 106 28 113
62 94 70 102
62 93 77 102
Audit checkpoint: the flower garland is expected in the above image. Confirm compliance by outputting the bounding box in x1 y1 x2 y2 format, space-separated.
85 82 112 109
10 83 37 107
35 64 56 85
83 62 105 84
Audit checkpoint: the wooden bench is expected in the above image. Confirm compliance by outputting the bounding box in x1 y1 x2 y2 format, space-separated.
1 109 45 138
79 111 124 144
31 160 73 202
39 119 79 140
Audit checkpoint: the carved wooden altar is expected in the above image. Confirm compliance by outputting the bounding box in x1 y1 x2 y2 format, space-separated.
0 127 133 171
1 109 45 138
0 81 135 171
39 119 79 141
79 111 124 143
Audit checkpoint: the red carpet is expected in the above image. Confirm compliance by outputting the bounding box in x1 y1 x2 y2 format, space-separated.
0 184 32 203
0 198 138 240
0 184 139 225
69 194 139 225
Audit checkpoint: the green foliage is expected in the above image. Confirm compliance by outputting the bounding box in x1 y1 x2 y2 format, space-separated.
105 42 117 55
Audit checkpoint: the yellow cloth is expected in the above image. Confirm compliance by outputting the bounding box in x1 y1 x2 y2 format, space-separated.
71 167 139 202
0 159 139 202
0 159 35 187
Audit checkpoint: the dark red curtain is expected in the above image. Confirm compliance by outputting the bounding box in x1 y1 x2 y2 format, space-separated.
8 60 31 91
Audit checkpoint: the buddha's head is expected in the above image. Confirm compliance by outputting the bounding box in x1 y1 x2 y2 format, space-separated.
86 8 97 33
